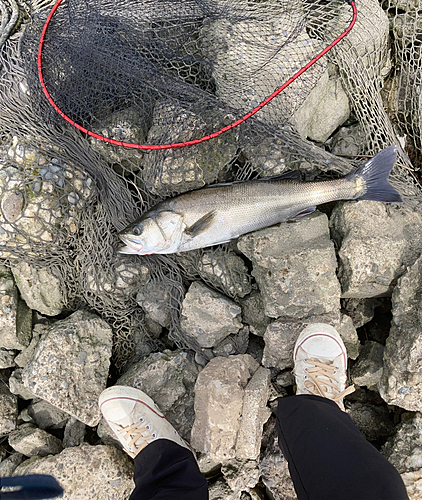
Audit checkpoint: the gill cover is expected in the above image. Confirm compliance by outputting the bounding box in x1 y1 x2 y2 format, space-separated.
119 211 185 254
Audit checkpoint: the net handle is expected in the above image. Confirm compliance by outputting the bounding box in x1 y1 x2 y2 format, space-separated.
38 0 357 150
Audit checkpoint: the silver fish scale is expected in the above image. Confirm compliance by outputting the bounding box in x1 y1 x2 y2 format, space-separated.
171 177 358 251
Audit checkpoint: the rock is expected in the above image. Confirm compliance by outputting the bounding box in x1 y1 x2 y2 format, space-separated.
16 296 33 348
262 314 356 371
179 247 252 299
117 350 200 440
236 367 271 460
85 260 150 298
181 281 243 348
260 422 297 500
293 65 350 143
378 257 422 411
0 375 18 435
13 444 134 500
238 211 340 319
27 399 69 430
328 123 367 156
338 314 360 360
240 291 271 338
14 325 46 368
0 162 87 258
342 298 376 328
0 453 24 477
197 454 221 478
334 0 390 78
88 106 148 168
213 326 250 358
221 459 261 496
401 469 422 500
143 101 238 195
351 341 385 390
11 261 64 316
0 158 92 260
262 319 315 371
246 333 265 365
242 134 304 178
19 407 35 424
0 348 17 368
330 202 422 298
276 371 295 388
97 418 122 449
381 413 422 474
201 11 327 129
136 280 172 328
191 354 259 462
9 368 37 400
22 310 113 426
63 418 86 447
345 402 394 442
208 477 240 500
8 423 63 457
0 266 30 350
197 250 251 299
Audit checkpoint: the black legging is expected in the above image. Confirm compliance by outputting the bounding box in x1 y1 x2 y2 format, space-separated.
130 394 409 500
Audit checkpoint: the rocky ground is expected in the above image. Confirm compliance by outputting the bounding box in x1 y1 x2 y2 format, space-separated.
2 196 422 499
2 0 422 498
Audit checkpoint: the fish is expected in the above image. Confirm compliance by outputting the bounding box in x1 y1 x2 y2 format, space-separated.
119 145 402 255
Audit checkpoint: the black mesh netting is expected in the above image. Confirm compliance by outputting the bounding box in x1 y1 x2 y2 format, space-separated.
0 0 421 369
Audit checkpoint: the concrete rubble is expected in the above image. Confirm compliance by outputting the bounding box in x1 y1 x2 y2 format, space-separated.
13 444 134 500
0 4 421 499
378 256 422 411
117 349 200 439
181 281 243 348
21 310 113 426
8 423 64 457
191 354 259 462
238 211 341 319
330 201 422 298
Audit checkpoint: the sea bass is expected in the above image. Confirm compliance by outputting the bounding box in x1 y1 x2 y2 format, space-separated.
119 145 402 255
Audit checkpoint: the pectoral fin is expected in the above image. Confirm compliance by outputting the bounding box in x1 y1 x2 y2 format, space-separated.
287 206 317 221
185 211 217 237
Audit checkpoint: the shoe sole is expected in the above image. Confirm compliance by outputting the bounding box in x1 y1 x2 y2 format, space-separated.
294 323 347 373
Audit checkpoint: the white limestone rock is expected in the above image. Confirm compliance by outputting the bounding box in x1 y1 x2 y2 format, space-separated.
191 354 259 462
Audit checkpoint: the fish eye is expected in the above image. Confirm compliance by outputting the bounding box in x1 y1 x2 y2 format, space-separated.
132 226 142 236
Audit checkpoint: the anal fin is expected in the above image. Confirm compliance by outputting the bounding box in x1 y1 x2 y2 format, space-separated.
287 206 317 221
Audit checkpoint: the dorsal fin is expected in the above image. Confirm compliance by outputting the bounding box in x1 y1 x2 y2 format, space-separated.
206 170 302 189
260 170 303 182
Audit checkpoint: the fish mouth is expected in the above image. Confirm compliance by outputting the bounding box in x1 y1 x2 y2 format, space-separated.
118 235 144 254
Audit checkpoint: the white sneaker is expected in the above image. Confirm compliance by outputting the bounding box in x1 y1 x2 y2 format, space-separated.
293 323 355 411
99 386 193 458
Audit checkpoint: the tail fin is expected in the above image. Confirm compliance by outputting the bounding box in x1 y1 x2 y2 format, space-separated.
348 145 403 203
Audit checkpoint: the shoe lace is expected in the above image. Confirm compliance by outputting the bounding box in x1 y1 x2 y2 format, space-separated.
304 358 355 410
119 420 156 454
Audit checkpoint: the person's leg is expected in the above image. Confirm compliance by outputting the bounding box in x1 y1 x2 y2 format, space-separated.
130 439 208 500
277 323 408 500
99 386 209 500
277 395 408 500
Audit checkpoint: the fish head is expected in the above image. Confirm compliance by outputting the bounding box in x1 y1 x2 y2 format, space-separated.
118 210 185 255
